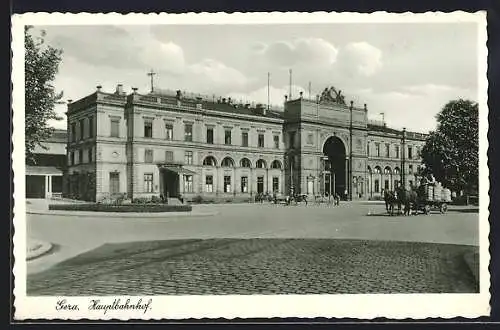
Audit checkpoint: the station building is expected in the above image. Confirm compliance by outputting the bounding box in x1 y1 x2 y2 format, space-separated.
63 84 427 202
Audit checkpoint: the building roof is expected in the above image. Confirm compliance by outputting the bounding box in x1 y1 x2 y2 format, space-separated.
45 129 67 143
146 91 285 120
367 123 428 140
26 166 63 176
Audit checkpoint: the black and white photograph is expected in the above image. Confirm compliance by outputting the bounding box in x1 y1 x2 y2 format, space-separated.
12 11 489 319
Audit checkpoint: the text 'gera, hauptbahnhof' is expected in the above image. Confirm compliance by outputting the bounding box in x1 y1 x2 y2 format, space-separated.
54 84 427 202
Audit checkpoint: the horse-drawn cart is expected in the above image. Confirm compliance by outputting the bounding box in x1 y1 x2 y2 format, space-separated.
414 184 452 215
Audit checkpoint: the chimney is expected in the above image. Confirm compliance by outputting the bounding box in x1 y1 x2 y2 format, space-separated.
196 97 203 109
176 90 182 99
245 103 250 109
96 85 102 92
364 103 368 112
115 84 124 95
132 87 138 94
67 99 73 104
299 91 303 99
228 97 232 104
284 95 288 102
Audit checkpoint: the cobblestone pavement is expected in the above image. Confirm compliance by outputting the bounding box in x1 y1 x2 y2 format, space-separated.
27 238 478 295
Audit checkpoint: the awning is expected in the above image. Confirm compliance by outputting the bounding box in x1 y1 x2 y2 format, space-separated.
26 166 63 176
159 165 197 175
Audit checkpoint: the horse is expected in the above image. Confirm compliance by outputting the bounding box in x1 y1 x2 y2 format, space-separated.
286 194 308 206
397 187 418 216
383 190 400 215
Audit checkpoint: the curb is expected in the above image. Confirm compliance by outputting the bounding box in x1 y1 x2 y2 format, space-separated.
463 250 479 284
27 210 218 218
27 240 53 261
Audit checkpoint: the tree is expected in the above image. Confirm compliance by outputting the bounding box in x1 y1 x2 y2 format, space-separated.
420 99 479 194
25 25 63 163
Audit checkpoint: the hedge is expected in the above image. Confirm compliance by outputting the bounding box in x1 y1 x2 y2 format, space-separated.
48 203 192 213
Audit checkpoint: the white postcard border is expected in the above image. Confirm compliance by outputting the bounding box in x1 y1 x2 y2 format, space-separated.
12 11 490 320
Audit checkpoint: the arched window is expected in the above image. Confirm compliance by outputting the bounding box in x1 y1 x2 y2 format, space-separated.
203 156 217 166
394 167 400 175
374 166 381 174
367 166 372 174
270 160 282 169
240 158 251 168
384 167 392 175
256 159 267 169
221 157 235 167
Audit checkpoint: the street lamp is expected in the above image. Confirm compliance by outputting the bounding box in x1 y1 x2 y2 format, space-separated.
401 127 406 188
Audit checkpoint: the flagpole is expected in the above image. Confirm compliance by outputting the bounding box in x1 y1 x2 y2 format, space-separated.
267 72 270 111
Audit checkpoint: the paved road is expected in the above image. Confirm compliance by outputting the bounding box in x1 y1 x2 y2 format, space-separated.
27 238 478 295
26 202 479 274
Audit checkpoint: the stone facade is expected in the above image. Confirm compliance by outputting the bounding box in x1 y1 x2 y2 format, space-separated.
65 85 426 202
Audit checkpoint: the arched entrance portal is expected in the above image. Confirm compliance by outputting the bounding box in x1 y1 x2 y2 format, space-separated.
322 136 347 198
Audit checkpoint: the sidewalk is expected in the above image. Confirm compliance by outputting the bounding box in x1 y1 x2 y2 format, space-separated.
27 209 218 218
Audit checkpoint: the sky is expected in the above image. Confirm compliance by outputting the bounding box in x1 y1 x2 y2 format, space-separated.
34 23 479 133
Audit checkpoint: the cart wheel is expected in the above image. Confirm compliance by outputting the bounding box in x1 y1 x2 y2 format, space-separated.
423 204 431 215
440 203 448 214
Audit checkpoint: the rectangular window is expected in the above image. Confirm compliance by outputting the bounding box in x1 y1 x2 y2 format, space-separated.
241 176 248 193
272 177 279 193
70 151 75 165
374 179 380 193
289 131 296 148
385 144 390 158
144 173 154 193
367 142 370 156
224 176 231 193
395 145 400 158
241 132 249 147
375 143 380 157
184 151 193 165
394 180 399 189
78 149 84 164
79 119 85 140
257 176 264 193
110 118 120 137
205 175 213 193
165 150 174 163
184 175 193 192
88 117 94 138
224 129 232 145
409 180 413 187
273 135 280 149
384 180 389 190
71 123 76 142
258 134 265 148
408 147 413 159
144 149 154 163
144 120 153 138
110 172 120 194
409 164 413 174
165 123 173 140
88 148 93 163
184 123 193 142
206 127 214 144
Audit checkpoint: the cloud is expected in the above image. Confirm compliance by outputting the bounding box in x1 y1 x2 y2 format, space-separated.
259 38 338 68
140 41 186 75
336 42 383 77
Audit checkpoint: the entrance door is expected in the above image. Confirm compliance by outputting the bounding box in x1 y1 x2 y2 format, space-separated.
307 179 314 195
257 176 264 194
163 170 179 198
110 172 120 194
